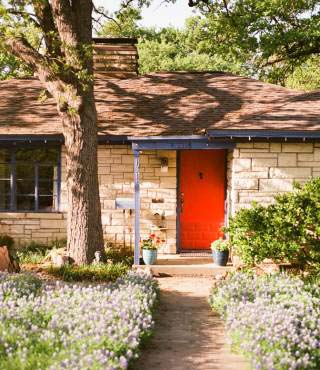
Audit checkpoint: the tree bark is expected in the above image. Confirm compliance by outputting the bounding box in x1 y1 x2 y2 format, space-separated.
62 88 104 264
4 0 105 264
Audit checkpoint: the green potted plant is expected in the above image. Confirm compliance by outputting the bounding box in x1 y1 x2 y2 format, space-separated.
141 234 163 265
211 238 229 266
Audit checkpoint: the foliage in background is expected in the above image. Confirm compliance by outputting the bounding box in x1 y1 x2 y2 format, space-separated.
45 262 129 282
0 270 158 369
1 2 319 90
0 22 39 80
0 52 32 80
286 56 320 91
99 2 320 90
193 0 320 87
225 177 320 268
209 272 320 369
99 8 244 75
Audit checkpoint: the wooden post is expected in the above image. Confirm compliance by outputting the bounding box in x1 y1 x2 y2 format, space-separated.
133 149 140 265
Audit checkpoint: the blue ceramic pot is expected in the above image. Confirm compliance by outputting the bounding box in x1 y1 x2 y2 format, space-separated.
213 250 229 266
142 249 157 265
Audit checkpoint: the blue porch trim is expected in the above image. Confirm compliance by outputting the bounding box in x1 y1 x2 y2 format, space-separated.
133 149 141 265
131 136 235 150
207 129 320 140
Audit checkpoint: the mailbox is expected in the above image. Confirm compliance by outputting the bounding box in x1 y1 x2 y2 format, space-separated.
115 198 135 209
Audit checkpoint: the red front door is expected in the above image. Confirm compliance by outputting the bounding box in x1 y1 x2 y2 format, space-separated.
179 150 226 250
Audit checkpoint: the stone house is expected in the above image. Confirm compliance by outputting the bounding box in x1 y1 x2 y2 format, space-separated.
0 38 319 264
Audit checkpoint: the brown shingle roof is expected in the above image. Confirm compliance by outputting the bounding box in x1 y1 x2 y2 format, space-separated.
0 72 319 137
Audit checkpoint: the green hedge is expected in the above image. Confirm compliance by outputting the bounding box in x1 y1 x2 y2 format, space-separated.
225 177 320 268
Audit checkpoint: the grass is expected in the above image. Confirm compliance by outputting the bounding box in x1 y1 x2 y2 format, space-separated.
44 262 130 282
17 239 67 264
105 246 134 266
15 239 134 282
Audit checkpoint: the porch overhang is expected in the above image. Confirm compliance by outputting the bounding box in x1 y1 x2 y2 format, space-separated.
131 135 235 265
130 135 236 150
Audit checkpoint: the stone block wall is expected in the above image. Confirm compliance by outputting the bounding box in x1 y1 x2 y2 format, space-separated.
3 140 318 251
0 213 67 245
227 142 320 215
0 145 177 253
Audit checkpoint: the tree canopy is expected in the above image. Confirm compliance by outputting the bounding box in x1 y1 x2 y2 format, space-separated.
191 0 320 86
99 0 320 90
2 1 320 90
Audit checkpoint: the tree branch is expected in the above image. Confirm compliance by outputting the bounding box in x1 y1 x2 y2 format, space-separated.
33 0 62 57
49 0 79 63
92 3 121 30
4 36 66 102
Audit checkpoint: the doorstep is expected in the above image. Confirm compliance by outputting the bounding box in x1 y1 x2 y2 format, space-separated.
132 262 233 277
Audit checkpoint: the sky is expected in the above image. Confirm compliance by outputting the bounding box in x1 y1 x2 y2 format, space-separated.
94 0 196 29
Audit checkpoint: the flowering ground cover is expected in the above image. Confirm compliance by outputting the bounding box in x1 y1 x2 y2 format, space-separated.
0 270 159 370
209 273 320 370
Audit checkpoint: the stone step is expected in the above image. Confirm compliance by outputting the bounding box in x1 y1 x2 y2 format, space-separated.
156 257 213 265
133 264 232 277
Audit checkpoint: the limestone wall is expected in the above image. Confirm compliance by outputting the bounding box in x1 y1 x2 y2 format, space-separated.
0 145 177 253
3 141 319 251
227 142 320 215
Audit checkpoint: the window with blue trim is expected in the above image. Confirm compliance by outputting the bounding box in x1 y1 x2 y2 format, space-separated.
0 148 60 212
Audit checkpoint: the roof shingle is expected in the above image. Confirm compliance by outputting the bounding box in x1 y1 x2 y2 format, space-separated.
0 72 319 137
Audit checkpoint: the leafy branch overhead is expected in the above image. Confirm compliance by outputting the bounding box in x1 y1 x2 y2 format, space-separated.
190 0 320 84
99 0 320 89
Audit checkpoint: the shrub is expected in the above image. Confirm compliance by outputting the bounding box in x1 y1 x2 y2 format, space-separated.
0 270 159 370
44 262 130 282
210 273 320 370
105 246 134 266
225 177 320 267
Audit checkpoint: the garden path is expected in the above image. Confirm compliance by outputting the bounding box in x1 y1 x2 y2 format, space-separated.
132 277 248 370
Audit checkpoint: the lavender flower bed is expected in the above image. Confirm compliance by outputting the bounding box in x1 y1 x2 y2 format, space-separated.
209 273 320 370
0 271 159 370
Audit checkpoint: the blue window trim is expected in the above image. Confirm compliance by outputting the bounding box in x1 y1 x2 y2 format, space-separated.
0 146 62 213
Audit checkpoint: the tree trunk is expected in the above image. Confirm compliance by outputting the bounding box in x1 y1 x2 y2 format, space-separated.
62 87 104 264
4 0 105 265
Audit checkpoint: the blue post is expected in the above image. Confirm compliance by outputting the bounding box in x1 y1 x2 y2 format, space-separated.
133 149 140 265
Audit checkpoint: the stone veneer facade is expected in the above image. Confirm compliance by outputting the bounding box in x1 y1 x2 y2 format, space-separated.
0 145 177 253
227 142 320 215
0 142 319 252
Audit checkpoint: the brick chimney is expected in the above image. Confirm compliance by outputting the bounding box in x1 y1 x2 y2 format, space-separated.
93 38 138 79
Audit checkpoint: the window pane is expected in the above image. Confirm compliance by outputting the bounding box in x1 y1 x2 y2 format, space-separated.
39 180 53 195
16 164 34 180
0 194 10 210
39 196 54 211
0 149 10 163
0 179 11 194
39 165 57 180
17 195 35 211
16 180 35 195
0 164 11 179
16 148 58 162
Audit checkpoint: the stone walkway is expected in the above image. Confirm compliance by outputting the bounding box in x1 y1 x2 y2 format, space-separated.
132 277 248 370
